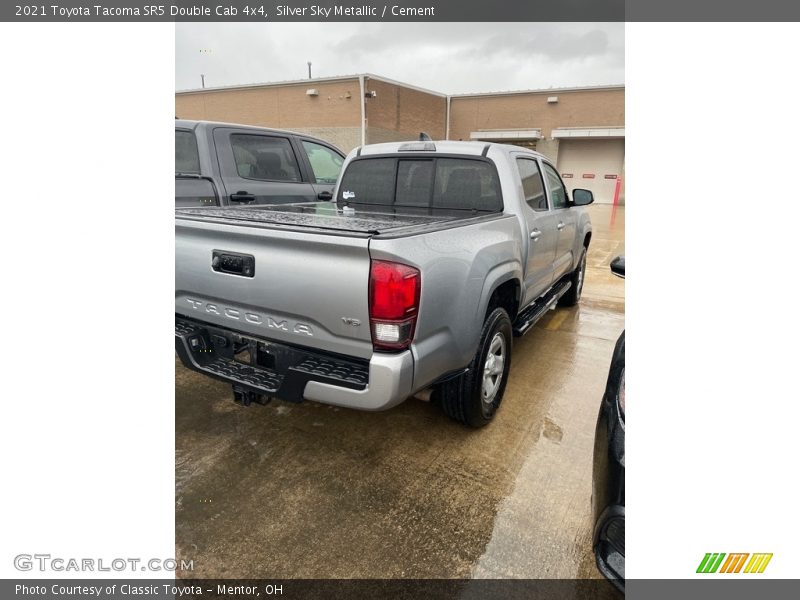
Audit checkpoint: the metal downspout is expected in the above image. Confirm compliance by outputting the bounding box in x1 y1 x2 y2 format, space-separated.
446 95 451 140
359 75 366 146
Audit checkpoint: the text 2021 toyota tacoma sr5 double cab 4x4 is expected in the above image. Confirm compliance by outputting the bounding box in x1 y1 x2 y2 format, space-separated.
175 139 593 427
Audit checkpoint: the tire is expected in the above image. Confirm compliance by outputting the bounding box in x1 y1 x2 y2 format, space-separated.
559 247 587 307
440 307 513 427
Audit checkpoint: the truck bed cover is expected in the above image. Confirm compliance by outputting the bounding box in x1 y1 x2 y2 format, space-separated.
176 202 504 237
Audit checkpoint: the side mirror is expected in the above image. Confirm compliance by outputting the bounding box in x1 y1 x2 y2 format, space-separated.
572 188 594 206
610 255 625 279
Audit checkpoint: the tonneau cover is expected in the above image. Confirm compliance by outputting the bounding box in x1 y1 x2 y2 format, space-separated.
176 202 490 236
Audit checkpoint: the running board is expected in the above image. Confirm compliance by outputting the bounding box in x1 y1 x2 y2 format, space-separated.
512 280 572 337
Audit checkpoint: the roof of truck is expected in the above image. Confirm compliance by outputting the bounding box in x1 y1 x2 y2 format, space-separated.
355 139 546 160
175 119 312 138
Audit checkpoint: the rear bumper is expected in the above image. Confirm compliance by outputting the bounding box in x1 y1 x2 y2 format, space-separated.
175 316 413 411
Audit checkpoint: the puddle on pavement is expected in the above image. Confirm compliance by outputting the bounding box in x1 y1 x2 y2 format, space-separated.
543 418 564 443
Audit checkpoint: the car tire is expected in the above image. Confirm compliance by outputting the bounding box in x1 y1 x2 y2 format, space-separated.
440 307 513 428
559 247 587 307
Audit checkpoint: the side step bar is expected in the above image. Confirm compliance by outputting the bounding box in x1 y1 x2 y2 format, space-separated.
512 279 572 337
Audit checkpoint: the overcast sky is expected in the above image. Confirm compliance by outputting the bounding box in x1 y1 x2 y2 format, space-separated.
176 23 624 94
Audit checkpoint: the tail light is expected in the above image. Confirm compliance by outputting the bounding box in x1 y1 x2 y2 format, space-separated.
369 260 420 351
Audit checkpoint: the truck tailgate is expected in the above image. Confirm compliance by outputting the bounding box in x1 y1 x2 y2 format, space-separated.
176 217 374 360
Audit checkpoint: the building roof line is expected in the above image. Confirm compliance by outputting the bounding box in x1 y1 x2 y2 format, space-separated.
176 73 364 94
176 74 622 99
175 72 446 96
448 83 625 98
361 73 447 98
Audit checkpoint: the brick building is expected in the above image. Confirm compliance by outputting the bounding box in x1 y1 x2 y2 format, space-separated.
176 74 624 203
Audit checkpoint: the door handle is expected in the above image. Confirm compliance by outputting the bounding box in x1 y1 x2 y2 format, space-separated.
530 229 541 241
317 191 333 201
230 191 255 203
557 222 565 231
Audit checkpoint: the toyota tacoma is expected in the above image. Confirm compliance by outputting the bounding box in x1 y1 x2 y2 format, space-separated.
175 139 593 427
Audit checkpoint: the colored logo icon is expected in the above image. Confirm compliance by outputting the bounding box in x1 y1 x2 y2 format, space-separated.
697 553 773 574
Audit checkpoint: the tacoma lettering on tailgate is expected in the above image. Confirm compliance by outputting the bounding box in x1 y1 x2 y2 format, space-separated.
185 299 314 336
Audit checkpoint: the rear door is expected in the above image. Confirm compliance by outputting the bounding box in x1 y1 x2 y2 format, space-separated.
175 177 219 208
515 156 559 304
297 138 345 201
212 127 317 205
542 161 578 280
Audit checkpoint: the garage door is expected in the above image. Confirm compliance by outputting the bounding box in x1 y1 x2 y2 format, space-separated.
556 139 624 204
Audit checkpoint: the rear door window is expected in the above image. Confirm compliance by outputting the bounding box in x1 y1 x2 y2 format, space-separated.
517 158 548 211
543 162 568 209
338 156 502 212
230 134 302 182
175 130 200 174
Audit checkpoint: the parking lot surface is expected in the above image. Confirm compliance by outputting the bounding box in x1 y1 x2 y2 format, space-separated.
176 204 625 580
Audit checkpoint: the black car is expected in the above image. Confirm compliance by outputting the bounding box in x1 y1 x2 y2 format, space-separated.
592 255 625 592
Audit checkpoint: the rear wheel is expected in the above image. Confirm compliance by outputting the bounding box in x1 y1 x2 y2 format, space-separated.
559 247 587 307
440 307 513 427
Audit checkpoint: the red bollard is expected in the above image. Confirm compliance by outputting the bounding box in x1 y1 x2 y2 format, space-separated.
610 175 622 228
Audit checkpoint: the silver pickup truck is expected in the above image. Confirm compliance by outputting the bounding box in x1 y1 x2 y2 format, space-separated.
175 140 593 427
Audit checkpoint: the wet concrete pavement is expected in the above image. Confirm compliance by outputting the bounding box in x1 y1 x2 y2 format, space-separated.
175 204 625 580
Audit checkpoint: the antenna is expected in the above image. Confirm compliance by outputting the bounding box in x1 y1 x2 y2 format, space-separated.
419 132 432 141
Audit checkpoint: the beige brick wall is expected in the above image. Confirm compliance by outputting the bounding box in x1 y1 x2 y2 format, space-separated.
175 79 362 130
175 81 623 161
365 79 447 141
448 88 624 141
366 127 418 145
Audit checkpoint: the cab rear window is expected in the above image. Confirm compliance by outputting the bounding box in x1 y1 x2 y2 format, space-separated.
338 157 503 212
